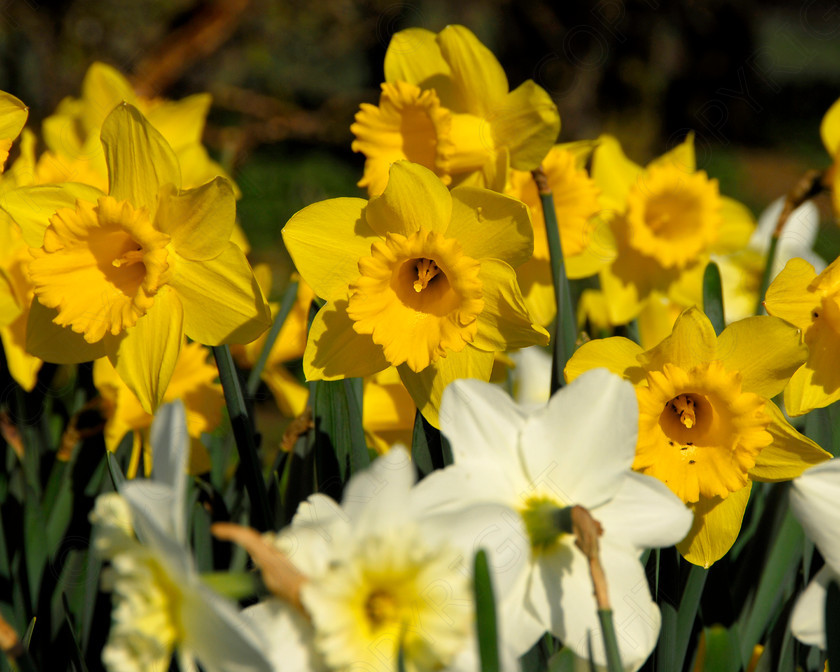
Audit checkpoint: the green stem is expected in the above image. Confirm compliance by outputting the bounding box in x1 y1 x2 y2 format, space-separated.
534 169 576 393
213 345 271 531
755 235 779 316
597 609 624 672
246 281 299 397
201 571 261 600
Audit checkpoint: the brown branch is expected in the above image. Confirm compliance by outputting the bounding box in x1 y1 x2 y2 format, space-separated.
570 505 610 610
131 0 252 97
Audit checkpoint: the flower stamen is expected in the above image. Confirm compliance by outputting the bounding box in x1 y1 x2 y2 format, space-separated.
669 394 696 429
413 258 440 292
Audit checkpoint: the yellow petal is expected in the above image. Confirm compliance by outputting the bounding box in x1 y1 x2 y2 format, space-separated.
1 322 41 391
282 197 375 302
447 187 533 267
715 196 755 254
100 103 181 215
591 135 643 212
109 287 183 414
146 93 211 149
491 81 559 170
678 483 751 568
821 96 840 155
303 299 389 381
639 306 717 373
0 91 28 170
26 298 113 364
750 401 830 481
80 62 137 131
763 257 818 331
365 161 452 238
784 358 840 417
0 269 21 327
154 178 235 261
1 183 106 247
716 316 806 398
437 25 508 115
472 259 549 351
518 260 555 327
598 242 650 324
384 28 455 108
398 345 493 427
648 132 696 173
170 245 271 346
262 365 309 417
563 336 646 385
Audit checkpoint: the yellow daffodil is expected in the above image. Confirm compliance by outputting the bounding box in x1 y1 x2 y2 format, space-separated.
0 91 27 172
94 340 223 477
362 367 415 454
0 130 43 390
505 142 604 326
591 134 755 325
351 25 560 195
1 103 271 413
283 160 548 426
764 256 840 415
820 96 840 217
37 61 229 192
565 307 830 567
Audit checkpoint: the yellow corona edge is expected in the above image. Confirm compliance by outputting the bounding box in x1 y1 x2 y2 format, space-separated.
565 306 831 567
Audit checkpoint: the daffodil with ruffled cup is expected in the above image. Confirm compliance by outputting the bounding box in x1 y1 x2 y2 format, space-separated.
351 25 559 196
282 160 548 426
565 307 831 567
1 103 271 413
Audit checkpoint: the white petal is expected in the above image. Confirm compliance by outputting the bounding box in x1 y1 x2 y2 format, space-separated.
421 503 531 596
180 582 275 672
121 481 192 575
791 458 840 574
411 463 520 513
753 196 824 279
242 600 325 671
552 540 659 671
439 378 530 467
790 566 833 649
509 346 552 410
520 369 638 509
341 446 417 534
496 570 546 657
594 472 693 552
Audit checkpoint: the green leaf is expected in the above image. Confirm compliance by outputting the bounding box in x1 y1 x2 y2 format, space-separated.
702 261 725 335
547 647 577 672
23 485 47 611
311 378 369 482
473 549 500 672
537 184 576 393
246 280 300 397
675 565 708 672
213 345 272 531
700 626 740 672
61 593 90 672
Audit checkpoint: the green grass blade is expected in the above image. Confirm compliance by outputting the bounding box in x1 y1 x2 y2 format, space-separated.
826 581 840 670
702 261 725 335
213 345 272 531
311 378 368 482
535 173 576 393
755 236 779 316
597 609 624 672
473 549 500 672
675 565 708 672
61 593 90 672
246 280 299 397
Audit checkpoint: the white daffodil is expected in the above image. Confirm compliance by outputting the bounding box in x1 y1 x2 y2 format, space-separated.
243 446 529 672
416 368 693 671
789 457 840 648
90 401 273 672
714 196 824 322
509 346 552 411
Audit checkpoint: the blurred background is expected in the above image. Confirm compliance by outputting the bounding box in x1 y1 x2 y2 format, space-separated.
3 0 840 274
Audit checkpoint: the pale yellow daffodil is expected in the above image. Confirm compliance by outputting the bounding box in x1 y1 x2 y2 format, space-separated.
591 134 755 325
764 255 840 415
283 160 548 426
820 96 840 217
565 307 830 567
352 25 560 195
1 103 271 413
